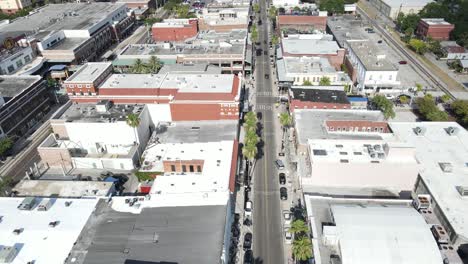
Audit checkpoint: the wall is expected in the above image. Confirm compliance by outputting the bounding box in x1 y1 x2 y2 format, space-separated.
0 46 34 75
38 146 73 168
152 19 198 42
72 156 135 170
163 160 205 173
51 121 69 139
146 103 172 124
290 100 351 110
170 103 239 121
278 15 327 31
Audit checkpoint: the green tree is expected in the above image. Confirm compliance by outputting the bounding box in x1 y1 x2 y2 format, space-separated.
253 3 260 13
440 94 451 103
271 35 279 46
396 13 420 32
408 39 427 54
0 137 13 157
451 100 468 125
372 95 396 119
251 25 258 44
131 59 145 74
244 111 257 129
148 56 162 73
126 113 142 158
415 83 423 93
242 143 258 161
319 0 345 14
268 6 277 20
399 95 410 104
245 130 260 146
292 236 313 261
416 96 448 121
427 38 442 55
289 219 308 235
419 2 450 18
319 76 331 86
302 80 313 86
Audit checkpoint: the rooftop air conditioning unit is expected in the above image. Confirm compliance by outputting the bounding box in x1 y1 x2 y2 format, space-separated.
413 194 431 210
413 126 426 135
439 162 453 173
456 186 468 197
431 225 449 245
446 126 458 135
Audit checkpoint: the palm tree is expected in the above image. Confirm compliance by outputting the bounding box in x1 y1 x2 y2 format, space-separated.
289 219 308 235
292 236 313 262
242 144 257 163
279 112 291 142
148 56 162 73
319 76 331 86
126 113 141 161
131 59 145 74
245 130 260 146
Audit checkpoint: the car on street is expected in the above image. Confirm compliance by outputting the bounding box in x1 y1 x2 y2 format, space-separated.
264 74 269 79
399 60 408 65
243 232 253 250
245 200 253 217
283 210 292 226
280 187 288 200
279 173 286 185
284 228 293 244
263 50 268 56
258 19 262 25
244 249 254 264
377 40 383 44
275 159 284 170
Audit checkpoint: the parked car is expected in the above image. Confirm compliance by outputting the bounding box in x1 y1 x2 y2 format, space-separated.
280 187 288 200
283 210 292 226
244 249 254 264
279 173 286 185
284 228 293 244
243 232 253 250
264 74 269 79
399 60 408 65
245 200 253 217
275 159 285 170
377 40 383 44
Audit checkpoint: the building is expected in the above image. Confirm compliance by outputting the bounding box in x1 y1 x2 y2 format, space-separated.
327 15 368 48
0 45 42 75
114 29 248 74
272 0 300 7
440 41 468 60
63 62 113 96
0 0 32 13
151 18 199 42
290 88 351 110
117 0 156 9
368 0 433 19
280 35 345 70
389 122 468 245
416 18 454 41
197 6 249 32
0 3 135 64
304 197 444 264
276 56 351 88
0 75 52 140
0 197 99 264
277 13 328 32
12 180 115 197
345 40 401 94
304 139 419 196
38 101 152 170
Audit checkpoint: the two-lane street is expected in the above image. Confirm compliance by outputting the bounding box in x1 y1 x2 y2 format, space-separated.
252 0 285 263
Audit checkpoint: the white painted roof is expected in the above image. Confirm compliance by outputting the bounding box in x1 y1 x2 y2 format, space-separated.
282 38 340 55
331 204 443 264
12 180 114 197
65 62 111 83
389 122 468 242
0 197 99 264
382 0 433 8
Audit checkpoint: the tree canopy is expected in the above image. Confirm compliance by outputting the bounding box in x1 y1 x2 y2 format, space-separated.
292 236 313 261
319 0 344 14
451 100 468 126
372 95 396 119
319 76 331 86
416 96 448 121
408 39 427 54
0 137 13 157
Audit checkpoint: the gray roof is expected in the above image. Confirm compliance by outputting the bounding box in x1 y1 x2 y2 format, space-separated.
153 120 238 143
66 62 112 83
59 102 145 123
346 40 397 71
294 109 384 145
82 205 227 264
381 0 433 8
0 75 41 98
327 15 369 47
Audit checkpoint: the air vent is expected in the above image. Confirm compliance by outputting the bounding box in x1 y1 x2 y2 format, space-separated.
445 126 458 135
439 162 453 173
413 126 426 135
457 186 468 196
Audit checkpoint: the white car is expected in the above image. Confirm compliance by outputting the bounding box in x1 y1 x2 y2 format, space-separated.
245 200 253 217
284 228 293 244
283 211 291 227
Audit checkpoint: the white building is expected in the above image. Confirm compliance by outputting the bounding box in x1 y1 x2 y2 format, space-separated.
304 139 419 196
345 40 401 95
38 101 152 170
0 197 99 264
368 0 433 19
12 180 115 197
272 0 301 7
389 122 468 245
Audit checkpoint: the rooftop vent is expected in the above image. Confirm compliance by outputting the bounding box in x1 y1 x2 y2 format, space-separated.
456 186 468 197
445 126 458 136
0 246 19 263
413 126 426 136
439 162 453 173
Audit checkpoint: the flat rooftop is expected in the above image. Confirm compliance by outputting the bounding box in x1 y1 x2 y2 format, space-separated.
100 73 235 93
0 197 99 264
80 204 227 264
382 0 433 8
65 62 111 83
330 204 443 264
0 75 41 99
158 63 222 74
327 15 368 47
152 120 238 143
421 18 452 25
59 102 145 123
0 3 126 43
389 122 468 242
12 180 114 197
284 56 335 74
46 37 87 51
294 109 385 145
120 41 245 57
282 38 340 55
346 40 397 71
291 88 350 104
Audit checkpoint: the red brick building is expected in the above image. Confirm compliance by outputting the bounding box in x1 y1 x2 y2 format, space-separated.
278 15 327 31
325 120 390 133
289 88 351 110
416 18 454 41
152 19 199 42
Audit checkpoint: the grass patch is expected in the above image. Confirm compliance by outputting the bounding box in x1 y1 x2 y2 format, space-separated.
135 171 162 182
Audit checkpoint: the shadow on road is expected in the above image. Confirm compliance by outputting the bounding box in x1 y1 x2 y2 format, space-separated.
254 257 264 264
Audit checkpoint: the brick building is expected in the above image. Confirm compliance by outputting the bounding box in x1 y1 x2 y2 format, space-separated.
416 19 454 41
289 88 351 110
278 15 328 32
152 19 199 42
63 62 113 96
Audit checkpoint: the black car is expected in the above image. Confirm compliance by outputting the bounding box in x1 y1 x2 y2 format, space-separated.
257 19 262 25
244 249 254 264
279 173 286 185
263 50 268 55
264 74 269 79
243 232 253 250
280 187 288 200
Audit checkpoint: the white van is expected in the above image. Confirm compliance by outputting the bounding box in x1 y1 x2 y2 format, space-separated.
245 200 253 217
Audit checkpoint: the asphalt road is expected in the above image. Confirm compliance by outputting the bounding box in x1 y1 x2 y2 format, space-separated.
252 0 285 263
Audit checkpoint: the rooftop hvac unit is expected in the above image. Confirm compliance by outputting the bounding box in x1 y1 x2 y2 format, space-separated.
413 194 431 210
413 126 426 135
439 162 453 173
0 246 19 263
456 186 468 197
431 225 449 245
446 126 458 135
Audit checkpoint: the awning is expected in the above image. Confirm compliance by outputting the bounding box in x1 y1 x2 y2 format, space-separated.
49 64 67 71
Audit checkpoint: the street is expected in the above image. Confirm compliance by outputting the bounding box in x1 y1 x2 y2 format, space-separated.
252 0 285 263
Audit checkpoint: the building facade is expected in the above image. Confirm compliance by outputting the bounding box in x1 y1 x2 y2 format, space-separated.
416 18 454 41
0 0 32 13
152 19 199 42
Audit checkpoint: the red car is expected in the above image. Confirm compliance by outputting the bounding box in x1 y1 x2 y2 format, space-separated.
399 60 408 65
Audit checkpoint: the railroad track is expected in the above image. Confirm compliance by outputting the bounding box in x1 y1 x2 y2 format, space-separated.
357 6 457 100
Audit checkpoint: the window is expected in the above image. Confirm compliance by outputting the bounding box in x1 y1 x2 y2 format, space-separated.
189 165 194 172
369 75 373 80
86 84 91 88
353 152 362 155
80 92 84 96
7 65 15 73
182 165 187 172
340 159 349 163
335 144 343 148
329 127 334 131
171 165 176 172
197 165 202 172
389 75 392 81
88 92 92 96
24 55 31 62
339 152 348 155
